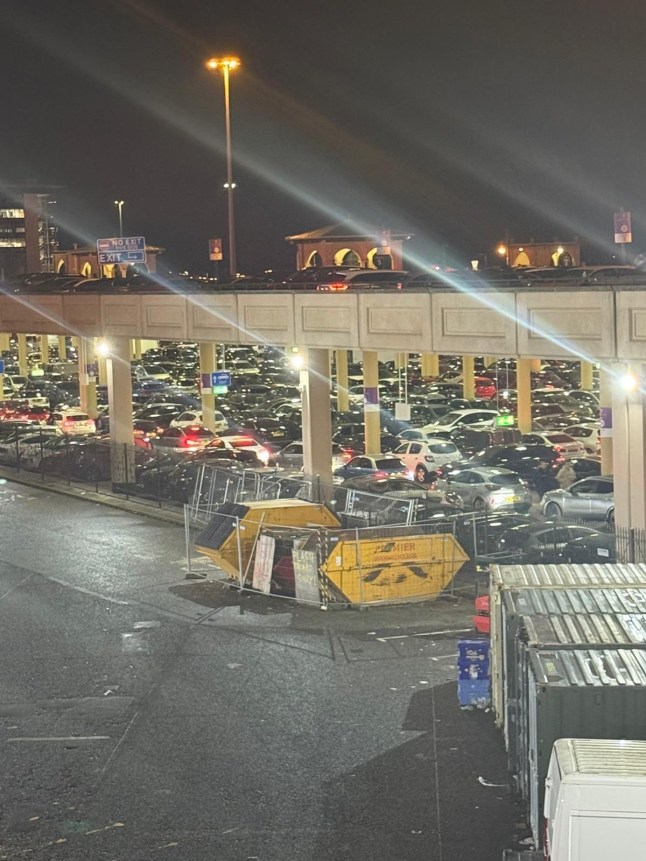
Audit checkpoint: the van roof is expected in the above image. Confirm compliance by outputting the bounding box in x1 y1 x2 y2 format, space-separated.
555 738 646 776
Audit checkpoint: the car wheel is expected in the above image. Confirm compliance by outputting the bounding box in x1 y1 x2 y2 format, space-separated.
545 502 562 519
607 508 615 527
415 465 428 483
473 497 486 512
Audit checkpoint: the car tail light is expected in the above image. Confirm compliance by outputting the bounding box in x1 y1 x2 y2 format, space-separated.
327 282 348 291
424 455 435 462
342 450 352 463
258 447 270 465
62 419 74 430
485 483 499 491
183 437 201 447
374 471 388 478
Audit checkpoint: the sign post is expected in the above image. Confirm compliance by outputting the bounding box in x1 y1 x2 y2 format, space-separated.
96 236 147 266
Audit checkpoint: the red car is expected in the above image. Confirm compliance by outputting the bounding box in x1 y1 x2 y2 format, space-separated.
0 400 50 424
474 377 497 399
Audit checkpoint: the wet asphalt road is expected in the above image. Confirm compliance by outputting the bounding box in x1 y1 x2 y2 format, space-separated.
0 479 522 860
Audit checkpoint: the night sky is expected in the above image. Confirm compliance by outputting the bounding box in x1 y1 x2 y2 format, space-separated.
2 0 645 275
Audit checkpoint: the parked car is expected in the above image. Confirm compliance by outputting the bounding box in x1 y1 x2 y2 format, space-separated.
438 466 531 512
497 521 603 563
446 442 563 490
519 431 586 459
563 423 600 454
170 409 228 433
541 475 614 524
333 454 412 481
275 440 349 472
560 531 617 563
47 409 96 436
200 434 272 465
421 408 499 436
153 424 215 452
389 439 461 482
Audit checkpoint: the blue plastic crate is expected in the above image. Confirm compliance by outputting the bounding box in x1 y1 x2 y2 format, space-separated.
457 639 490 663
457 678 491 707
458 659 490 680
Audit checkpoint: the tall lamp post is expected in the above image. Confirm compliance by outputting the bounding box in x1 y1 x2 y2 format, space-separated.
114 200 124 237
206 56 240 278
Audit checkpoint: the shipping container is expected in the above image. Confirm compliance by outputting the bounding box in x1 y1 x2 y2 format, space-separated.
490 563 646 725
506 606 646 799
523 647 646 848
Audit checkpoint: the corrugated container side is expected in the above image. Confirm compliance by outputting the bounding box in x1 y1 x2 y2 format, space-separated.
523 648 646 849
490 564 646 727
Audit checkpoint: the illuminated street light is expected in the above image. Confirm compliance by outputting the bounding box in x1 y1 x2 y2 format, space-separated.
113 200 124 237
206 56 240 278
621 372 639 392
96 339 111 358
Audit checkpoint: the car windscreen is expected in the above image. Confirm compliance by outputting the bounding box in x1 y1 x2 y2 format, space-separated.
546 434 574 443
488 473 523 486
428 443 457 454
376 459 405 470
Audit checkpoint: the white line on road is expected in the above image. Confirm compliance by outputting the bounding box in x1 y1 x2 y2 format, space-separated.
0 573 33 603
7 736 111 742
377 627 472 642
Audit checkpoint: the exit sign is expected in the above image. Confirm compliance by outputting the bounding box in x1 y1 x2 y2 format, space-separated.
496 414 515 427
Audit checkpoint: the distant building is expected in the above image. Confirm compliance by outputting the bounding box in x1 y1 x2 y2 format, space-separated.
505 238 580 268
0 187 59 279
286 223 411 270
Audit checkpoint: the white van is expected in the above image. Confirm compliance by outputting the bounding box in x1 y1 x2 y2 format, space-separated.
544 738 646 860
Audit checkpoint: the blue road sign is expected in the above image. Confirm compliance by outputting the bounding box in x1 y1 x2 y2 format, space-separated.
0 359 4 374
96 236 147 265
211 371 231 387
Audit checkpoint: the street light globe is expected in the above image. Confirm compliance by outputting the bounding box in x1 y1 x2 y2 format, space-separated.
621 372 639 392
206 56 241 72
96 339 111 358
496 244 507 258
290 354 305 371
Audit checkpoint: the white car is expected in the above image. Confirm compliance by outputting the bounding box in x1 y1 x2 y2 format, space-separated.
48 410 96 436
0 427 63 466
520 431 586 459
390 439 461 483
421 409 499 436
563 423 601 454
170 409 228 433
201 434 271 465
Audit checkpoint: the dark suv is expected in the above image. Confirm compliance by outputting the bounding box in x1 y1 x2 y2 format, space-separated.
467 443 563 488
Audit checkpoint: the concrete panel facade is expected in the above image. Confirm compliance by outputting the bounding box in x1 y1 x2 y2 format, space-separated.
237 293 295 346
187 294 238 343
431 291 517 356
359 293 432 352
0 287 643 361
616 292 646 361
101 296 143 338
295 294 360 349
516 290 615 359
140 296 188 340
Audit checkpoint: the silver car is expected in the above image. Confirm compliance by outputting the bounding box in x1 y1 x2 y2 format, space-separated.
276 440 348 472
541 476 614 524
439 466 532 513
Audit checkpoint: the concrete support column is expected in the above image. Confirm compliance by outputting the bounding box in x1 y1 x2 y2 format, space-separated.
0 333 10 353
462 355 475 400
421 353 439 379
599 366 613 476
395 352 407 371
132 339 142 361
199 343 217 432
335 349 349 414
17 334 28 377
106 337 135 485
362 350 381 455
580 360 594 391
40 335 49 364
529 358 541 374
517 357 532 433
612 365 646 541
301 348 333 493
484 356 496 369
57 335 67 361
78 338 98 419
